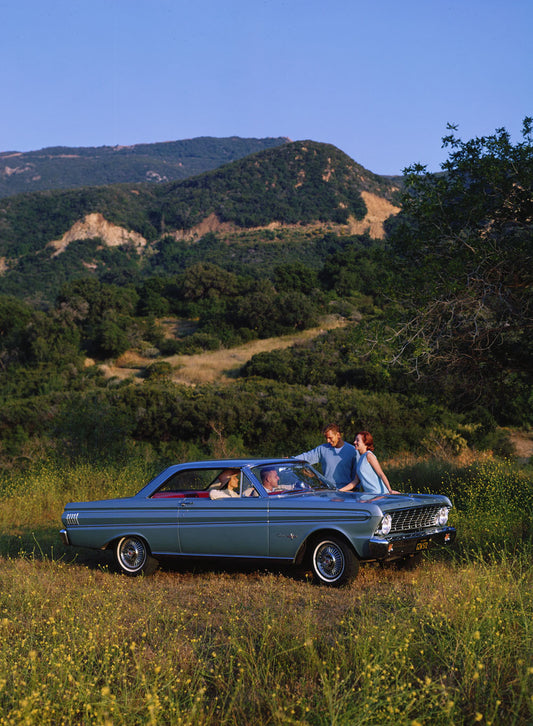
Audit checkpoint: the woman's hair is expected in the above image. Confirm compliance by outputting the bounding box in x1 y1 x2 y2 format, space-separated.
357 431 374 451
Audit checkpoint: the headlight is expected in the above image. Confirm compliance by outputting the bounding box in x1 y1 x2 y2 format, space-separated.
435 507 449 526
375 513 392 536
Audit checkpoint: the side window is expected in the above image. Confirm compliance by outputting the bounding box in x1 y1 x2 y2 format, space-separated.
242 472 259 497
155 469 218 494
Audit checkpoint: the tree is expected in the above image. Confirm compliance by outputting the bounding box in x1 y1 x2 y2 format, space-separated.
388 119 533 421
0 296 33 367
56 278 139 358
181 262 240 301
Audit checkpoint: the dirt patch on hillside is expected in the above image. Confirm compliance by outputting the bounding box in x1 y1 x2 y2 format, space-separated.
347 192 400 239
508 430 533 461
100 317 347 385
169 191 399 242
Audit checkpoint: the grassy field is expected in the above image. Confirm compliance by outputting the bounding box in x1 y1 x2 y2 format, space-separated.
0 457 531 725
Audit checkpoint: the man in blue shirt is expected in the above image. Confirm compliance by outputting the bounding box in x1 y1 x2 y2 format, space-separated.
295 424 357 488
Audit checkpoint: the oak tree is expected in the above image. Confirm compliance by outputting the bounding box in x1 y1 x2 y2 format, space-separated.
389 119 533 420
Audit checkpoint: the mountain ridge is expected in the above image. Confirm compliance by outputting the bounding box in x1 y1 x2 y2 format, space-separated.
0 140 401 303
0 136 289 198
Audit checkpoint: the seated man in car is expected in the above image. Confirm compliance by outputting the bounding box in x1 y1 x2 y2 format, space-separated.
260 467 293 493
209 469 241 499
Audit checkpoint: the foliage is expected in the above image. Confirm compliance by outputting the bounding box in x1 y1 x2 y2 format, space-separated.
143 361 173 382
242 322 400 391
150 141 372 230
0 121 531 464
0 136 288 198
388 119 533 421
21 378 485 464
318 233 394 303
56 278 141 358
0 141 395 270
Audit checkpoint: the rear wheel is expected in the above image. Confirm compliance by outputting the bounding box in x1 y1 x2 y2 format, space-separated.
310 536 359 586
115 536 158 576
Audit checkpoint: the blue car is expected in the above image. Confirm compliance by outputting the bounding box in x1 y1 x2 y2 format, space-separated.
60 458 456 586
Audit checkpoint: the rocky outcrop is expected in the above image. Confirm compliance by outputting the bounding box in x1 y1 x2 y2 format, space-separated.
47 213 147 256
170 191 399 242
44 189 399 258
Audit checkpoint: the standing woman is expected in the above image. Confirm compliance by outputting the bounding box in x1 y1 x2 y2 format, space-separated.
341 431 400 495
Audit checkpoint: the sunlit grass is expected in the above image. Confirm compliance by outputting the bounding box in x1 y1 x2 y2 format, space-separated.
0 454 531 724
389 455 533 557
0 556 531 725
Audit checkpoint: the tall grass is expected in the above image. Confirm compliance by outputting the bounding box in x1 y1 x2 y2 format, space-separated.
0 458 156 528
389 456 533 557
0 556 531 725
0 454 531 724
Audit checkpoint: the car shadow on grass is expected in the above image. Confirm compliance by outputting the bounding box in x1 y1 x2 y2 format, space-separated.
0 527 311 581
0 527 115 571
155 555 311 582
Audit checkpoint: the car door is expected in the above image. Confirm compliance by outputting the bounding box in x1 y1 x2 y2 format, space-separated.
177 469 269 557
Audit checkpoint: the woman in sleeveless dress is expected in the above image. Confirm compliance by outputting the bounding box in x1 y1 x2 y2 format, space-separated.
340 431 400 494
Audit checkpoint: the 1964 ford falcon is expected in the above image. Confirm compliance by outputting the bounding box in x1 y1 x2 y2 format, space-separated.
60 458 456 586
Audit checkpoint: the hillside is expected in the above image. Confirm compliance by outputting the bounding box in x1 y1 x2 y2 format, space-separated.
0 140 401 302
100 315 348 386
0 136 288 198
0 122 531 475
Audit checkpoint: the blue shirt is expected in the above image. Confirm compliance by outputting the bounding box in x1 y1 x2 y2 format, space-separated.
296 442 357 487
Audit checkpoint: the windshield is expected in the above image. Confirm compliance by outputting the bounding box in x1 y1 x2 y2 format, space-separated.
250 462 336 493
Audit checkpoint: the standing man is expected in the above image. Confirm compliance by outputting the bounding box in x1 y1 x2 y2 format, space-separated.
295 424 357 489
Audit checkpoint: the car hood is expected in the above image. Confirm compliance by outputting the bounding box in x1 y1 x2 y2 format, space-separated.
354 491 452 511
268 489 452 512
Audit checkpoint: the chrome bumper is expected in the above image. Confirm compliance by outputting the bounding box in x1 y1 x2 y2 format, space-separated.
367 526 456 560
59 529 70 546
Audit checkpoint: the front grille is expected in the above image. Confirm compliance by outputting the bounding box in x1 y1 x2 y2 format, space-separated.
390 505 441 533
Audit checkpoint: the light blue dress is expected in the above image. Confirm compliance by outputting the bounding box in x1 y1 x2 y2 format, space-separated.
357 452 388 494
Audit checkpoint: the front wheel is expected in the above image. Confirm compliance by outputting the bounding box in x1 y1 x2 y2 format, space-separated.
115 535 158 576
310 536 359 587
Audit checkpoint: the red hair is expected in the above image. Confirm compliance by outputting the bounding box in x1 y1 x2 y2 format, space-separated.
357 431 374 451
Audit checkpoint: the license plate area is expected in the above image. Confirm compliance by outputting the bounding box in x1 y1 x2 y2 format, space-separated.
416 539 429 551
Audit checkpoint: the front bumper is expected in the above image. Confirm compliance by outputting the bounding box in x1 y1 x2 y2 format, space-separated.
367 526 456 560
59 529 70 546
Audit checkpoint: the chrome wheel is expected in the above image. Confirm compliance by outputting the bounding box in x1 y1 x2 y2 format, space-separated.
115 536 157 576
311 536 358 586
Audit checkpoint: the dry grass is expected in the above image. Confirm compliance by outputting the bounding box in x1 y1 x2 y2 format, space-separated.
0 457 531 724
0 549 531 725
102 316 347 386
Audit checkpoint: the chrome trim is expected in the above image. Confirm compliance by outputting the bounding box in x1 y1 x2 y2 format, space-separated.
60 529 70 546
151 550 294 561
368 526 456 559
389 505 449 533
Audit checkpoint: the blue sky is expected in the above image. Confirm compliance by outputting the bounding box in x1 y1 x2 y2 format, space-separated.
1 0 531 175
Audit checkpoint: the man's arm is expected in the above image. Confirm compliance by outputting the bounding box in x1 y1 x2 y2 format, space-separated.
294 445 322 465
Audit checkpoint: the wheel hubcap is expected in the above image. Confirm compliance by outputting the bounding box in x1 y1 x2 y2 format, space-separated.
120 538 146 570
315 542 345 581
